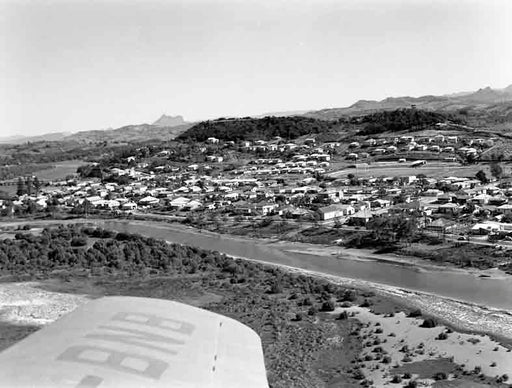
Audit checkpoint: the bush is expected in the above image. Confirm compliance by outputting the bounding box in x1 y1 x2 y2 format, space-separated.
420 318 437 328
391 375 402 383
436 332 449 340
308 306 318 316
70 237 87 247
408 309 422 318
115 232 132 241
321 299 336 312
269 280 283 294
337 311 349 320
342 290 357 302
433 372 447 380
360 299 372 307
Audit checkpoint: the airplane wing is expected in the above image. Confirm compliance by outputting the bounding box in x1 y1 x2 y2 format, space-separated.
0 296 269 388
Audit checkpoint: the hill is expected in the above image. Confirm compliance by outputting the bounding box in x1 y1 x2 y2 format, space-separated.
305 84 512 120
351 109 463 136
0 118 193 145
66 123 192 143
177 116 341 142
176 109 461 143
152 114 188 127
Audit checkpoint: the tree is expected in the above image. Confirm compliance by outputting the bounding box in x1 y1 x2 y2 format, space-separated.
16 178 25 196
490 162 503 181
25 176 33 196
33 177 41 196
475 170 488 184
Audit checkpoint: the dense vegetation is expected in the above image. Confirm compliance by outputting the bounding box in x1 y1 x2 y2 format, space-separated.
0 224 379 387
177 116 340 142
176 109 464 143
353 109 463 136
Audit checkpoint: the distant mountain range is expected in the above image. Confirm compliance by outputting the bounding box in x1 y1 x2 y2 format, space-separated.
2 84 512 145
0 115 192 144
304 84 512 120
152 114 187 127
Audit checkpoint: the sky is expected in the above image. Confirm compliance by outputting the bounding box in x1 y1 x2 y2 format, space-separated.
1 0 511 137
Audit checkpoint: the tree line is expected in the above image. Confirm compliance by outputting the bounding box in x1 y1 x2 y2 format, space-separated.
177 116 341 142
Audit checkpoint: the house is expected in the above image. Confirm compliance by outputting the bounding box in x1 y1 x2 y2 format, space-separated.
349 209 373 226
363 139 376 147
121 202 138 211
438 202 460 214
183 200 202 211
497 204 512 215
255 202 280 215
138 196 160 207
371 199 391 208
318 204 355 221
169 197 190 209
425 218 456 233
317 188 344 203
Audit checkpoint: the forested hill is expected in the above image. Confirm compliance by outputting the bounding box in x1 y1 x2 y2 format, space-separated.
352 108 464 136
176 116 340 142
177 109 462 142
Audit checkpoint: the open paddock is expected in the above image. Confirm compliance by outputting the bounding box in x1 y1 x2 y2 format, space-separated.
328 163 493 179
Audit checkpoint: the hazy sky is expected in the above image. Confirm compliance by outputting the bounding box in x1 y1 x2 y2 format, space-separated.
1 0 511 137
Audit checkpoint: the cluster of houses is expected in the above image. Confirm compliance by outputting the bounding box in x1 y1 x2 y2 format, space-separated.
346 134 495 161
3 134 511 244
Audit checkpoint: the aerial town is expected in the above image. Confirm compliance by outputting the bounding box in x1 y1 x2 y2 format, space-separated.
4 126 512 252
1 0 512 386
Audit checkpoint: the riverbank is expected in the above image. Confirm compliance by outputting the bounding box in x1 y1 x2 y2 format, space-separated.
4 215 511 278
0 222 511 386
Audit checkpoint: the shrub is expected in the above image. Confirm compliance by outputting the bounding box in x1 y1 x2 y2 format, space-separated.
321 299 336 312
391 375 402 383
70 237 87 247
420 318 437 328
308 306 318 316
402 355 412 362
337 311 349 320
360 299 371 308
436 332 448 340
342 290 357 302
115 232 132 241
408 309 422 318
269 280 283 294
433 372 447 380
352 369 365 380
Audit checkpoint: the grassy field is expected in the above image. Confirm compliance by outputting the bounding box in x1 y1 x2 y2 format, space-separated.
33 160 85 181
329 162 494 179
0 160 86 196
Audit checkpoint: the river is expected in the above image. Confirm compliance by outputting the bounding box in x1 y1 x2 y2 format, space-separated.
100 220 512 312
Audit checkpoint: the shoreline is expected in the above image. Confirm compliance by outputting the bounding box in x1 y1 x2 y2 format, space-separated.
2 216 510 279
2 218 512 343
236 255 512 346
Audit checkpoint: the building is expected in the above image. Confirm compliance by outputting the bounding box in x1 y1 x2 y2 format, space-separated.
318 204 355 221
